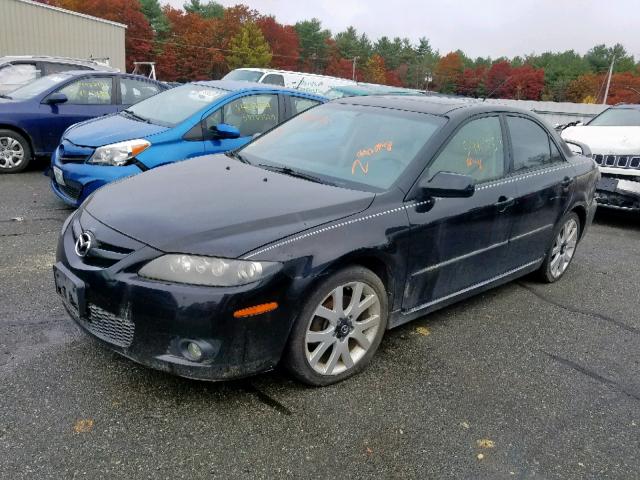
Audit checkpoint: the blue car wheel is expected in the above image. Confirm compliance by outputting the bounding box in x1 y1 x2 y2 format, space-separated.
0 129 31 173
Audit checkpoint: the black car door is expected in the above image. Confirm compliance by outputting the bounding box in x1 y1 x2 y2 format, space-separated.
504 115 574 265
403 114 518 312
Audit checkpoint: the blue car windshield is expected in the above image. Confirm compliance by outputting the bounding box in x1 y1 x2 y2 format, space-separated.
240 103 446 191
9 73 73 100
126 84 227 127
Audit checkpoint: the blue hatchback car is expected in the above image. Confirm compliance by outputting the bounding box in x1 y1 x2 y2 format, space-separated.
0 71 168 173
50 81 326 206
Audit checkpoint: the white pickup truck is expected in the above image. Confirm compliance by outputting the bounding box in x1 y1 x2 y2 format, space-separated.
562 105 640 211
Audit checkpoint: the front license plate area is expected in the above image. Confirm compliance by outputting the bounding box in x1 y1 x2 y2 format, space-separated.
597 177 618 193
53 166 65 186
53 263 85 317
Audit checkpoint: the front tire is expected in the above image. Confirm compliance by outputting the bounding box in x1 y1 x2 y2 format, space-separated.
284 266 388 386
0 129 31 173
538 212 581 283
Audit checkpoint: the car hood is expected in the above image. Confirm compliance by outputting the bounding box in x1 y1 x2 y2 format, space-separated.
85 155 375 258
562 126 640 154
65 112 168 147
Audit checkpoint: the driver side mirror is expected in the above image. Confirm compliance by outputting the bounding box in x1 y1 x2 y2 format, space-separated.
419 171 475 198
209 123 240 139
563 139 592 157
44 92 68 105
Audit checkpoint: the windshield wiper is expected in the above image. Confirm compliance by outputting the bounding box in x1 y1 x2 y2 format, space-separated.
122 109 151 123
258 164 332 185
225 150 251 164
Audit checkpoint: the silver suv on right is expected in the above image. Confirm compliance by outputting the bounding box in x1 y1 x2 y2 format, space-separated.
0 55 118 94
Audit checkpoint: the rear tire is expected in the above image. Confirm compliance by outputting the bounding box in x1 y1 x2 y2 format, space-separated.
283 266 388 386
0 129 31 173
538 212 581 283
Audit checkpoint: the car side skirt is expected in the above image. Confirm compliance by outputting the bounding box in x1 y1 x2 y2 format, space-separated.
389 258 544 328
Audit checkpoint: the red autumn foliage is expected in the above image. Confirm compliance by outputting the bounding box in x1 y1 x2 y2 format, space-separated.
256 16 300 70
156 6 223 81
433 52 463 93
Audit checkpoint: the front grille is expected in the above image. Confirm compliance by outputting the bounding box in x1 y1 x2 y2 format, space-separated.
593 154 640 169
58 182 82 200
59 154 89 163
85 304 135 348
71 217 135 268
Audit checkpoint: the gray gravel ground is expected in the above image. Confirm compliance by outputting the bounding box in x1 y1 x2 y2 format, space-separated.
1 170 639 479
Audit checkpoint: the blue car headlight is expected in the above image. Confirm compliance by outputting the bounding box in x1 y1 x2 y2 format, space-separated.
87 139 150 166
138 255 282 286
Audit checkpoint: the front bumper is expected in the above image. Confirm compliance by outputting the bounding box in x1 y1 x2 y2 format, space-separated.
55 210 299 381
595 175 640 211
50 146 142 207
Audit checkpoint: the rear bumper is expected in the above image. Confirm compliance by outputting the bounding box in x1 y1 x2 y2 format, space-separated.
595 175 640 211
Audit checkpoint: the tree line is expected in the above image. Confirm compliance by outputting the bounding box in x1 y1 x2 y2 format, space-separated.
38 0 640 104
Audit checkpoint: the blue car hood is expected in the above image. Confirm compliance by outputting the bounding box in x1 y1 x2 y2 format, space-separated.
65 113 168 147
85 155 375 258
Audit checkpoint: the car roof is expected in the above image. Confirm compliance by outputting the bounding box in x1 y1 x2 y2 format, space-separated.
0 55 117 71
191 79 326 99
611 103 640 110
45 70 164 82
337 94 537 117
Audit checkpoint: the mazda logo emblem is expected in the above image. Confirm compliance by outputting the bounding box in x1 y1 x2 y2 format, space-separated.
75 231 93 257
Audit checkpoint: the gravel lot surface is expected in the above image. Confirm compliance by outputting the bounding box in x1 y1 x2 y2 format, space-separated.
1 170 639 479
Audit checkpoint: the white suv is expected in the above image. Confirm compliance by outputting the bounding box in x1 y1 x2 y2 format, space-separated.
562 105 640 211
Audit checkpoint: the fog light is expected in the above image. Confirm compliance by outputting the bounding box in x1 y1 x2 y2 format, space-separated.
185 342 203 361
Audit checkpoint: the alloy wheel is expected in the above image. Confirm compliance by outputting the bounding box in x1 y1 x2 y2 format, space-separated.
549 218 578 278
0 137 25 170
305 281 381 376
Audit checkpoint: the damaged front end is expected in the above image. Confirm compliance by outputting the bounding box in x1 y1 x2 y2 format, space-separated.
592 154 640 211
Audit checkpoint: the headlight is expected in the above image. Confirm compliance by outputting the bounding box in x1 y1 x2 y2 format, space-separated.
87 139 150 166
138 254 282 286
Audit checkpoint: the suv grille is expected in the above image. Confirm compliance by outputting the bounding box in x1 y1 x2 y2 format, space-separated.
85 304 135 348
593 154 640 169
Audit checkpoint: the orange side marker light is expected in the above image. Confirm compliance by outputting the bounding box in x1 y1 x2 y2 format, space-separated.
233 302 278 318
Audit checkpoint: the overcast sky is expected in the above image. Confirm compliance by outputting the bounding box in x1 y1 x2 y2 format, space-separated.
165 0 640 60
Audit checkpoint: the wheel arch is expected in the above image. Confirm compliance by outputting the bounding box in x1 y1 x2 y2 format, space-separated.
570 203 587 239
311 250 398 311
0 123 35 159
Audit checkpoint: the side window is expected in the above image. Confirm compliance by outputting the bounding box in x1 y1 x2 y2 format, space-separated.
120 78 161 105
290 97 321 116
507 116 557 171
203 108 222 132
428 116 504 182
58 77 112 105
43 63 85 75
262 74 284 86
222 94 279 137
0 63 39 88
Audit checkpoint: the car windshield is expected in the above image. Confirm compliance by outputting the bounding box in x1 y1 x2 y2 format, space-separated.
240 103 446 191
223 70 263 82
8 73 72 100
588 108 640 126
126 84 227 127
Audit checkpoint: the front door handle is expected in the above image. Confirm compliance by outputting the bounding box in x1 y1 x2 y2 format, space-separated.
561 176 574 188
494 196 515 212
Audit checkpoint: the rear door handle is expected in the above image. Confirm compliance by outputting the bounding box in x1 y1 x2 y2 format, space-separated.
494 196 514 212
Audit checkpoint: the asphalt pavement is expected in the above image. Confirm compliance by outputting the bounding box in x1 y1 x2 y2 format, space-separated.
1 169 639 479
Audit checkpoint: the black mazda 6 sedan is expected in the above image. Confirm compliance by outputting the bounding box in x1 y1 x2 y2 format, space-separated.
54 96 599 385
